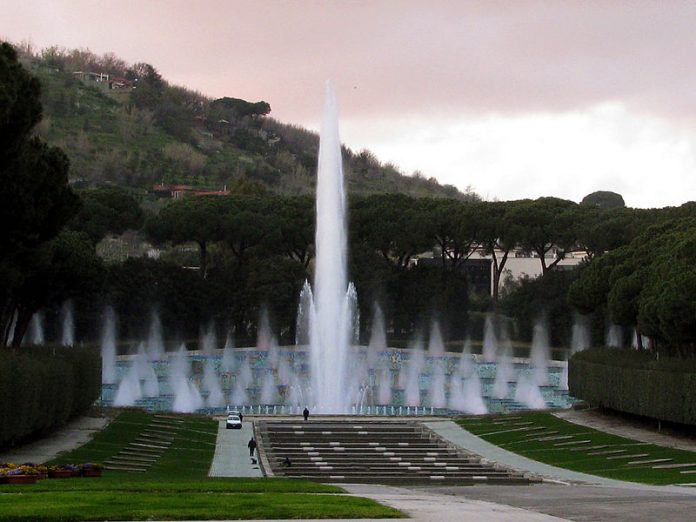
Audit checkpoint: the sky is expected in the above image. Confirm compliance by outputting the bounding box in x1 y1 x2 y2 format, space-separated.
4 0 696 208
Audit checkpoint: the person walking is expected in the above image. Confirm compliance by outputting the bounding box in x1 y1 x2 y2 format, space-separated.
303 407 309 421
247 437 257 457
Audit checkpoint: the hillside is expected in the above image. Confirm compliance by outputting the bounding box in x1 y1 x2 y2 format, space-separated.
17 45 471 199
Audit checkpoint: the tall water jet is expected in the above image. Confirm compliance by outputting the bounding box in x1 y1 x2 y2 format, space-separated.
482 314 498 362
308 83 356 413
230 353 251 406
101 307 117 384
367 305 386 371
530 318 551 386
606 324 623 348
457 339 474 379
221 333 235 372
571 314 591 354
170 343 203 413
28 311 44 345
146 310 165 360
60 300 75 346
203 360 224 407
428 322 446 408
138 344 160 397
404 337 425 407
492 343 514 399
200 321 217 355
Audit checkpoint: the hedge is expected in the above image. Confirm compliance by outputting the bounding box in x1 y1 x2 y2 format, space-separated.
569 347 696 426
0 345 101 450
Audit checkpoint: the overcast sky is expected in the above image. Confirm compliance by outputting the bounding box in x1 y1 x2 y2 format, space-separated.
4 0 696 207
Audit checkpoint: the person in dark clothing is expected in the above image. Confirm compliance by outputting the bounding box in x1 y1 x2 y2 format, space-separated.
239 412 243 423
247 437 257 457
282 456 292 467
303 407 309 421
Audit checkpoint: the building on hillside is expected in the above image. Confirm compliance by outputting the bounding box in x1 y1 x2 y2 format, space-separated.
150 184 230 199
72 71 134 90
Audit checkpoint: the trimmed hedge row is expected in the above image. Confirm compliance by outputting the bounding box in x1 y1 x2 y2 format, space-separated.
0 345 101 450
569 347 696 426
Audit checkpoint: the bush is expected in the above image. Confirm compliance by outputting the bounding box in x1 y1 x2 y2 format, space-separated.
569 347 696 425
0 345 101 450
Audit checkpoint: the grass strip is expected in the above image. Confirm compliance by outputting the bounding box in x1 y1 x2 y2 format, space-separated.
0 410 402 520
0 491 404 521
457 412 696 485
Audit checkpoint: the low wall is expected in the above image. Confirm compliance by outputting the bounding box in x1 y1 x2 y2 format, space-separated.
569 348 696 426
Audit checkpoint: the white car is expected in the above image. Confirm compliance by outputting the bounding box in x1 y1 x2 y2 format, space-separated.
226 414 242 430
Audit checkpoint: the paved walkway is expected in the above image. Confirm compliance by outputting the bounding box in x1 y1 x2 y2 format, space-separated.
342 483 569 521
0 415 110 464
208 420 263 477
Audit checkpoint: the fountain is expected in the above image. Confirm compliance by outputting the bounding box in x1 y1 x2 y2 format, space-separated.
301 83 358 413
146 310 165 360
97 84 577 417
221 333 235 372
101 307 117 384
28 311 44 345
530 318 551 386
606 323 623 348
571 314 591 353
60 300 75 346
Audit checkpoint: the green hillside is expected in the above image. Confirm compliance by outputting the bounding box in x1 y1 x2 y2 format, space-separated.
18 45 470 199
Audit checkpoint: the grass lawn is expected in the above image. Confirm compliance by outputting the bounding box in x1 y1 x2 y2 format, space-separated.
0 410 403 521
457 412 696 485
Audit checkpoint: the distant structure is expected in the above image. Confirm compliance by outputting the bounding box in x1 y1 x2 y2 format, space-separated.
73 71 134 90
151 184 230 199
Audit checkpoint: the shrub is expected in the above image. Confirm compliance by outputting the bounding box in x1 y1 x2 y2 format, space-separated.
569 347 696 425
0 345 100 450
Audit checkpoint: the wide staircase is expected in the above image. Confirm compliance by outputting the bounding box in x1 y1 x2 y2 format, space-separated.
257 419 539 485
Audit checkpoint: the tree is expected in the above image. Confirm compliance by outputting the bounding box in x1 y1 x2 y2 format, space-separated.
69 187 144 244
424 199 482 272
0 42 80 347
147 196 222 279
476 201 523 305
350 194 431 272
581 190 626 209
8 231 104 347
508 197 577 274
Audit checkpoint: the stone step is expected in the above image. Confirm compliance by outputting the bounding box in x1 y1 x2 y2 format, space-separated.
104 462 148 472
628 458 672 466
111 454 159 463
606 453 649 460
653 463 696 470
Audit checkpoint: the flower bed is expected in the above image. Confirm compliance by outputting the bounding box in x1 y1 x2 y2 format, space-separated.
0 462 103 484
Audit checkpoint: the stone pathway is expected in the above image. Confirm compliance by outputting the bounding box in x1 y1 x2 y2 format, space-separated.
208 420 262 477
342 483 570 521
0 415 110 464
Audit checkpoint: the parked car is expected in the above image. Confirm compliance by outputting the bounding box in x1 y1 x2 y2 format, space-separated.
226 414 242 430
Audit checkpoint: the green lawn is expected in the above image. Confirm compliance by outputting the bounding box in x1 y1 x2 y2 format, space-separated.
457 412 696 485
0 410 403 520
